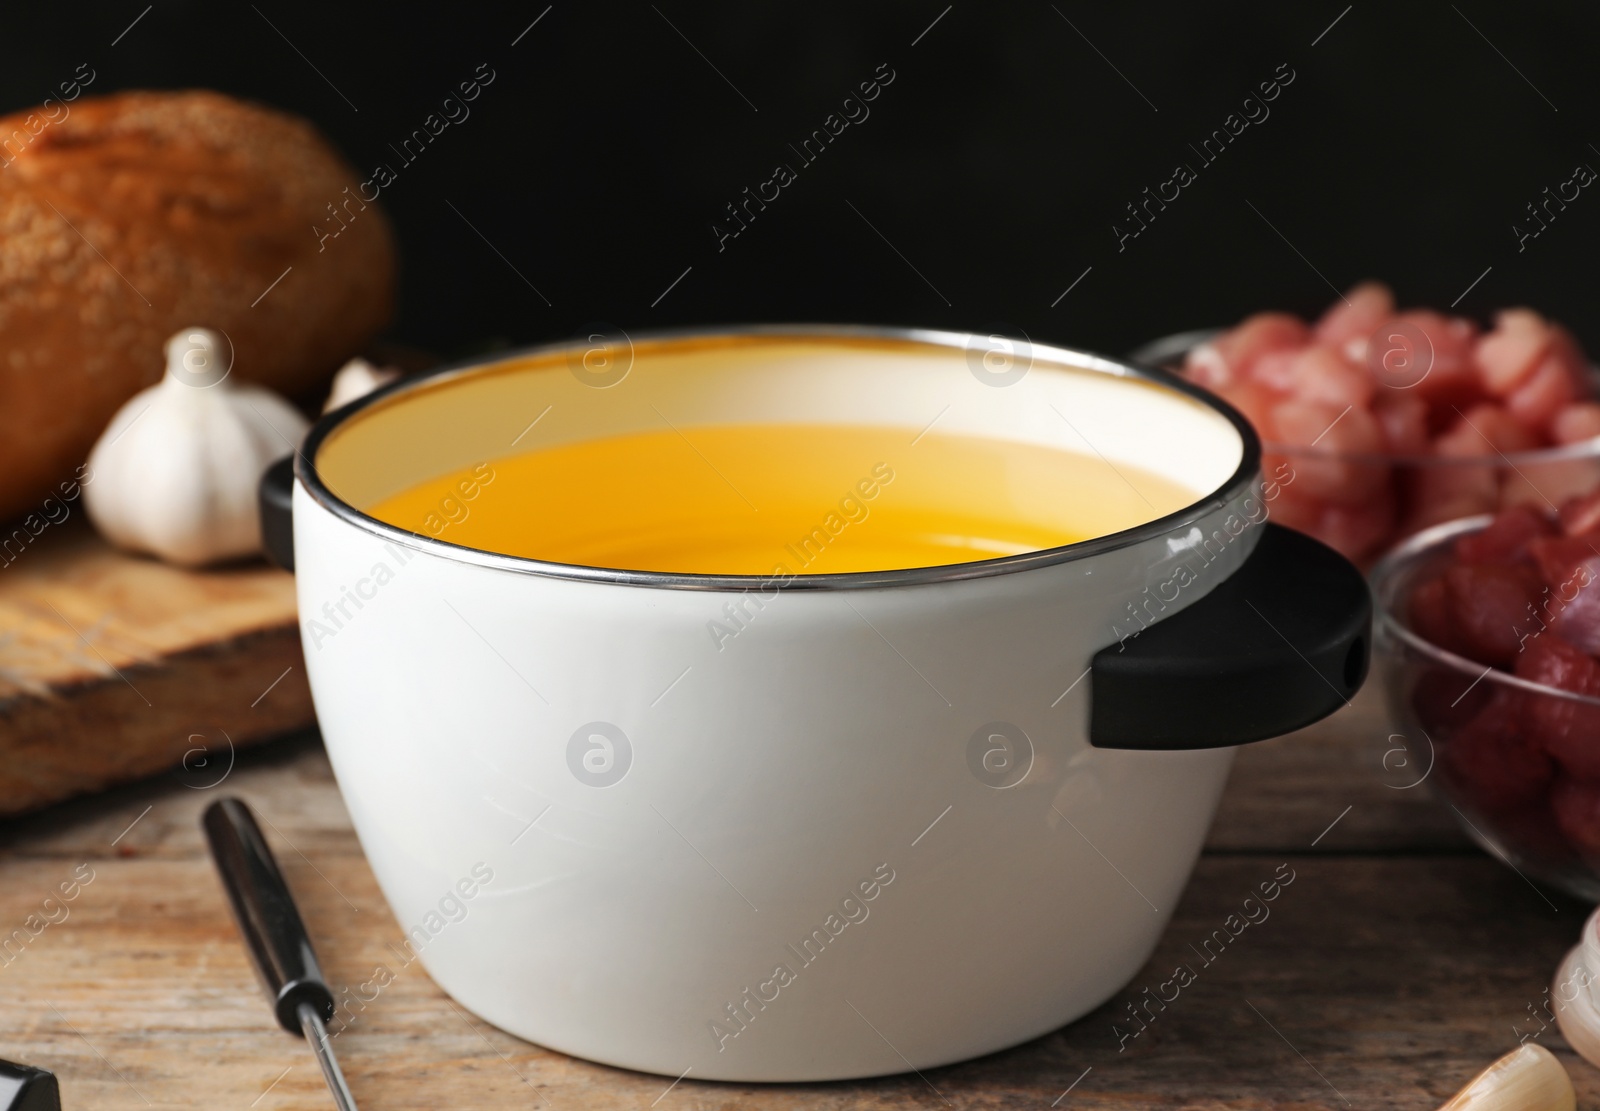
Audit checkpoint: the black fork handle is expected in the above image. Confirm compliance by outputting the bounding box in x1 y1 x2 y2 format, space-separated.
202 798 335 1034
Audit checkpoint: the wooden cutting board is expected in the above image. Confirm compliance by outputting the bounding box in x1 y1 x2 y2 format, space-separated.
0 515 312 816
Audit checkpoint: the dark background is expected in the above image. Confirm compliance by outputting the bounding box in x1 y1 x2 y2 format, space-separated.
7 1 1598 359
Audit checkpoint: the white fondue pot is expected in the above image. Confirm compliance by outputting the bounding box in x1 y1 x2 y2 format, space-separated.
261 327 1367 1081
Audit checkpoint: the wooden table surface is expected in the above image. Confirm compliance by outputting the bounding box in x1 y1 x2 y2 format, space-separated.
0 685 1590 1109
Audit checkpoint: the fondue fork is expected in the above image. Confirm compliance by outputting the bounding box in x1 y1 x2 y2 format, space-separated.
203 798 359 1111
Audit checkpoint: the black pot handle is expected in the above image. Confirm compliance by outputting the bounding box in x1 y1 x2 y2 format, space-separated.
260 455 296 572
1089 522 1370 750
0 1058 59 1111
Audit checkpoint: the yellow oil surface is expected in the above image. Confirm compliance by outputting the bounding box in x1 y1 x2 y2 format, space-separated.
366 424 1196 575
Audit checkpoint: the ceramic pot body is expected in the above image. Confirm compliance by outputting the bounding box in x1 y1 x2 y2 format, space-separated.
288 328 1291 1080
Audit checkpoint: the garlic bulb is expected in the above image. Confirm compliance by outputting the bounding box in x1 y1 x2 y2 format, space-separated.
1437 1045 1574 1111
84 328 309 567
322 357 399 413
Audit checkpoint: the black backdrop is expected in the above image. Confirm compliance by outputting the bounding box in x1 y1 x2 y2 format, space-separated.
8 1 1598 360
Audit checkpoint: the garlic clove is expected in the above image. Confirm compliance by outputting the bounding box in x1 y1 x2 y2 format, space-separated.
323 357 400 413
84 327 310 567
1437 1044 1574 1111
1553 904 1600 1069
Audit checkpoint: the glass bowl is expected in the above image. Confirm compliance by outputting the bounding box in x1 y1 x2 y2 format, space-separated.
1130 329 1600 566
1371 516 1600 902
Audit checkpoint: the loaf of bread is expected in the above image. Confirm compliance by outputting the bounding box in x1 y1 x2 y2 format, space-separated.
0 90 395 523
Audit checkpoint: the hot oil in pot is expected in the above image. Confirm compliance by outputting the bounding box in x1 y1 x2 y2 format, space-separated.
364 424 1197 575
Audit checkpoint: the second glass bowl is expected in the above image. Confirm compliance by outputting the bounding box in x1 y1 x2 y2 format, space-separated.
1371 517 1600 902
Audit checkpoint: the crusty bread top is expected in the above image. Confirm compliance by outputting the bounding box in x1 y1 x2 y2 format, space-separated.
0 90 392 368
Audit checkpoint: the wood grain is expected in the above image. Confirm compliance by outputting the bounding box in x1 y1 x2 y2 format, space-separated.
0 685 1589 1109
0 518 312 817
1208 686 1471 854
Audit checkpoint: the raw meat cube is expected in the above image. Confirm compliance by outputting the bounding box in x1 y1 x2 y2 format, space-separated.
1374 395 1431 456
1516 634 1600 780
1553 402 1600 445
1441 690 1553 811
1552 776 1600 857
1477 308 1551 396
1314 281 1395 359
1268 400 1385 503
1441 562 1544 667
1454 504 1554 565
